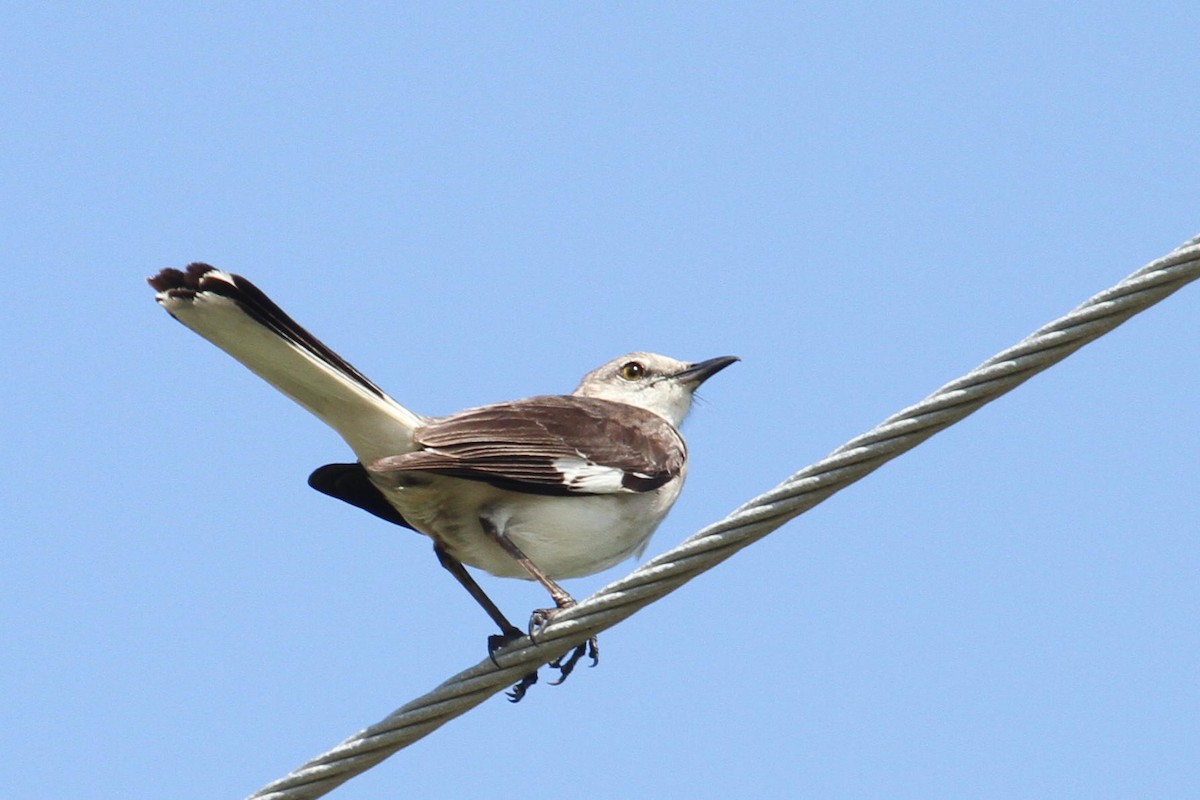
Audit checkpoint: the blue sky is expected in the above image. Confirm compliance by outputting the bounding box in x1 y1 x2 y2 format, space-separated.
3 4 1198 798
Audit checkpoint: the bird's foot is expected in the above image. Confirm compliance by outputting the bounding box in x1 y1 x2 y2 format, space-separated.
529 604 600 687
487 627 540 703
488 604 601 702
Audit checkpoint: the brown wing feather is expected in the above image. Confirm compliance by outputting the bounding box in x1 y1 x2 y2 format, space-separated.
376 396 685 496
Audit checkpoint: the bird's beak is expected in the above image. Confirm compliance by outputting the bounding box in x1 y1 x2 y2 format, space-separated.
675 355 739 387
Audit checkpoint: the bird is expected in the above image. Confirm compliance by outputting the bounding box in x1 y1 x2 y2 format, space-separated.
148 263 736 699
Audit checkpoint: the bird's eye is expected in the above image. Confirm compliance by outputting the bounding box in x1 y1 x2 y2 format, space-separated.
619 361 647 380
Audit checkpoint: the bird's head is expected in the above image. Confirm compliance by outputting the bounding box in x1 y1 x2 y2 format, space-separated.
574 352 739 426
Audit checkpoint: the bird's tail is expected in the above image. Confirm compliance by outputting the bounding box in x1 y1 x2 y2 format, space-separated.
149 264 422 461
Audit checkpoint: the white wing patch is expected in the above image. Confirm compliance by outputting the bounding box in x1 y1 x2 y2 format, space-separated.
552 456 629 494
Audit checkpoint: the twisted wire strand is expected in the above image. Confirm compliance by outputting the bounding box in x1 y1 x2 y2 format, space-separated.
249 235 1200 800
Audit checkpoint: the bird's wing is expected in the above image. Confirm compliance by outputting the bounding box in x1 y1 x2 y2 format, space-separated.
370 396 686 496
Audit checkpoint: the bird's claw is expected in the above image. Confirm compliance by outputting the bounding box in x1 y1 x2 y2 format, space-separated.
488 628 540 701
487 628 523 666
505 669 538 702
549 636 600 685
527 607 556 641
529 605 600 686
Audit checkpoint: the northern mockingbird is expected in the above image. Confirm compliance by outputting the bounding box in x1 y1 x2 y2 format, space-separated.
149 263 736 699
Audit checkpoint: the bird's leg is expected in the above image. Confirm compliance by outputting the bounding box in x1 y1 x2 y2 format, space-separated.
433 544 538 701
433 544 524 646
476 516 577 620
478 517 599 689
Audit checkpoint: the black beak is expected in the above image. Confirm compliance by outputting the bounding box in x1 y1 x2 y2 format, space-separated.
676 355 739 387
